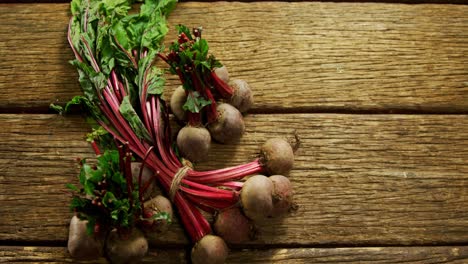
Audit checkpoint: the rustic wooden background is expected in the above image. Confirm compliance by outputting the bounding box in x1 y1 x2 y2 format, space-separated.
1 0 467 263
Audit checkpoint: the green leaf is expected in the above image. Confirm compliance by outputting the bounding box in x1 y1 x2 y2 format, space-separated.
86 217 96 236
102 191 117 208
49 103 64 114
86 126 109 142
119 96 152 142
66 183 80 192
176 24 192 40
183 91 212 113
84 181 96 196
70 196 87 211
193 38 209 59
142 211 172 224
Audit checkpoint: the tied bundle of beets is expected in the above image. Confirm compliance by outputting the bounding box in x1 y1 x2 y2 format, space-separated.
60 0 298 263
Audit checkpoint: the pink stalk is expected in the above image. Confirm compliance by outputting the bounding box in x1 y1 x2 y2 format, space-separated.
113 35 138 69
67 18 83 62
139 146 154 211
212 181 244 191
187 159 262 178
90 141 101 156
110 70 122 102
210 70 233 98
80 36 100 72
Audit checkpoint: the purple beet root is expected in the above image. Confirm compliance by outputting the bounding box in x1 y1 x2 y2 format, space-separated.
170 85 187 121
240 175 274 222
228 79 253 113
270 175 295 217
131 162 155 201
260 138 294 175
214 66 230 84
67 216 103 260
177 126 211 162
191 235 229 264
140 195 173 233
214 206 255 243
208 103 245 144
105 228 148 264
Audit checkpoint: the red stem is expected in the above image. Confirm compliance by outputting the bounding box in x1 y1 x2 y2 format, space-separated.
90 141 101 156
139 146 154 210
210 70 233 98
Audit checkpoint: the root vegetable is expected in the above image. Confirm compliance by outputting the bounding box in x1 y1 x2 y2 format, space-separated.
214 206 255 244
140 195 173 233
105 228 148 264
131 162 154 201
191 235 229 264
170 85 187 121
177 126 211 162
214 66 229 84
240 175 274 222
67 216 103 260
261 138 294 175
208 103 245 144
270 175 295 217
228 79 253 113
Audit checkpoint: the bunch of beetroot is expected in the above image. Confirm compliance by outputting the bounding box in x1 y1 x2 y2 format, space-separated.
159 25 253 162
63 0 298 263
67 148 173 263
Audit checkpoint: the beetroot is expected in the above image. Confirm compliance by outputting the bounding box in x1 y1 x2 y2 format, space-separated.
240 175 274 222
208 103 245 144
131 162 155 200
191 235 229 264
214 207 255 244
177 126 211 162
140 195 173 233
105 228 148 264
228 79 253 113
270 175 295 217
170 85 187 121
214 66 229 84
67 216 104 260
261 138 294 175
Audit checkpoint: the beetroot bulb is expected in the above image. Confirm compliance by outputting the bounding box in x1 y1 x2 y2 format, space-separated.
227 79 253 113
214 66 229 84
270 175 295 217
191 234 229 264
139 195 173 233
105 228 148 264
240 175 274 222
131 162 155 200
214 206 255 244
176 125 211 162
240 174 296 222
260 138 294 175
170 85 187 122
208 103 245 144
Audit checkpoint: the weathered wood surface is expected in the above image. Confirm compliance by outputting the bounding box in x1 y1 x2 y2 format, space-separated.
1 114 467 245
2 246 468 263
1 2 467 113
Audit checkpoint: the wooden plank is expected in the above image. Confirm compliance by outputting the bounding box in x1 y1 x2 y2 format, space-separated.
0 113 467 245
2 1 468 6
0 2 467 113
1 246 468 263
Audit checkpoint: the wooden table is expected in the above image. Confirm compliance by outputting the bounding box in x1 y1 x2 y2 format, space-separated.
1 0 467 263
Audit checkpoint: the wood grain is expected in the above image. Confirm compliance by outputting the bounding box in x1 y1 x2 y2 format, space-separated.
1 246 468 263
1 114 467 245
0 2 467 113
